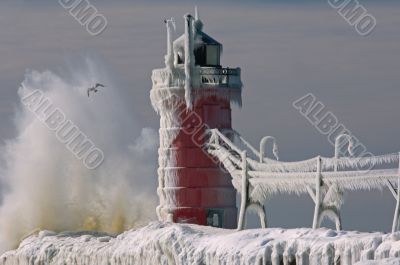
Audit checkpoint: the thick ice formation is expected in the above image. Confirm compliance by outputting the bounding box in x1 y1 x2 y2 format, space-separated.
2 222 400 265
355 259 400 265
208 129 400 199
183 14 194 110
207 128 400 231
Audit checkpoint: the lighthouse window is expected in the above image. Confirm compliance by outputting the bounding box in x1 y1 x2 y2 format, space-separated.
194 45 220 67
177 53 184 64
194 46 206 66
206 209 224 228
206 45 220 66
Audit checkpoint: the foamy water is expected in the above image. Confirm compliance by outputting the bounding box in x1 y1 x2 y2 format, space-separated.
0 59 158 253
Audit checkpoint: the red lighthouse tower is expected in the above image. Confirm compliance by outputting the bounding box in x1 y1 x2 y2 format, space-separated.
151 11 242 228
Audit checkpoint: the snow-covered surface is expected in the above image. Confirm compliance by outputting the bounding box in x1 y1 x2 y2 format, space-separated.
3 222 400 265
355 258 400 265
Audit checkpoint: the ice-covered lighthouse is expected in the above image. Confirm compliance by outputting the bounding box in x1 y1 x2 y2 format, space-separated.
150 10 242 228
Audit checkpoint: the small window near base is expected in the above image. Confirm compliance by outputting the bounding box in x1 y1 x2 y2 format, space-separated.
206 208 224 228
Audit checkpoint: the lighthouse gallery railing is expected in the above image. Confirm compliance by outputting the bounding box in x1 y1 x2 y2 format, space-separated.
152 66 242 89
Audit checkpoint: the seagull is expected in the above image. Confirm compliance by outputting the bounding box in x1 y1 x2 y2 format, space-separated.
87 83 105 97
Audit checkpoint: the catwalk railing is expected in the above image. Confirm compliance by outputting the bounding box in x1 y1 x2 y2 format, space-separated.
151 66 242 89
206 129 400 232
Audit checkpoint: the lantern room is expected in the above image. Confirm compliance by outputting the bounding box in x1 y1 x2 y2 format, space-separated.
173 17 222 67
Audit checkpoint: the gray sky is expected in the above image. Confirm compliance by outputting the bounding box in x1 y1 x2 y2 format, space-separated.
0 0 399 232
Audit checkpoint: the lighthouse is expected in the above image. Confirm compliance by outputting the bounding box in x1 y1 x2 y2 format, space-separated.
150 10 242 228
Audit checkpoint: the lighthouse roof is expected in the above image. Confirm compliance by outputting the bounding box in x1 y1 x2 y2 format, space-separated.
173 30 222 54
195 31 221 46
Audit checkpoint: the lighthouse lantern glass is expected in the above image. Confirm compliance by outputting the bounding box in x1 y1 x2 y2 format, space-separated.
194 44 220 67
206 45 220 66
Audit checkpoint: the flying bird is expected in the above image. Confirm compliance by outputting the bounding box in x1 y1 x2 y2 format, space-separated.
87 83 105 97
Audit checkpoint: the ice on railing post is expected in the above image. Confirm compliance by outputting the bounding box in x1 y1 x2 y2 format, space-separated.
237 150 248 230
334 134 354 171
392 152 400 233
164 17 176 87
184 14 194 109
313 156 322 229
260 136 279 163
164 17 175 71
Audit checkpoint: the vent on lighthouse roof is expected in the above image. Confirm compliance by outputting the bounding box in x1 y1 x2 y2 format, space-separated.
173 12 222 67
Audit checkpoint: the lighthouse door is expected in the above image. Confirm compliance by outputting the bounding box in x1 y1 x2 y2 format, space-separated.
206 209 224 228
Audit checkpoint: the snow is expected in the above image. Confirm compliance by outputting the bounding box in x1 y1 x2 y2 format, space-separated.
2 222 400 265
355 259 400 265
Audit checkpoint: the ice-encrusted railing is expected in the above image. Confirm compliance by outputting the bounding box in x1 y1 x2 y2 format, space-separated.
151 66 242 89
207 129 400 232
